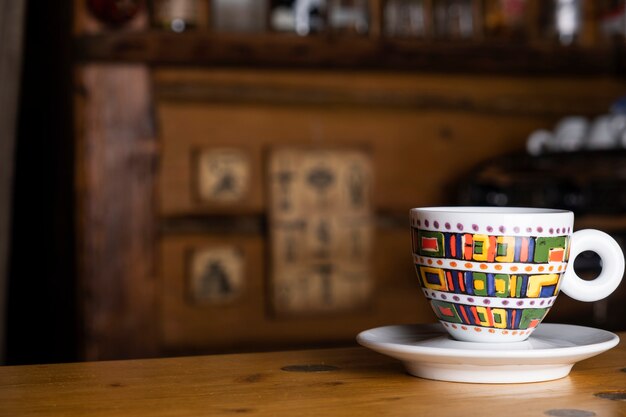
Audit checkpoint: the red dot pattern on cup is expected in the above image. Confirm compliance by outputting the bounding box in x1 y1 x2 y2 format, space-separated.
424 288 556 309
413 218 571 235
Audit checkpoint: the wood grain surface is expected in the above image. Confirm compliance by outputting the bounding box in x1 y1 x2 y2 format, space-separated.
0 333 624 417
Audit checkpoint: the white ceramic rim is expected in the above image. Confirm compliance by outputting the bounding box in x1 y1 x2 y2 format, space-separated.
410 206 571 215
410 206 574 237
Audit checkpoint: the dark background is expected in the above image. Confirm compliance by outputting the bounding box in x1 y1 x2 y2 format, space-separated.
6 0 77 364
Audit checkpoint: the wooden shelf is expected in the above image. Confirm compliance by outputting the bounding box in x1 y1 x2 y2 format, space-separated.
75 31 626 76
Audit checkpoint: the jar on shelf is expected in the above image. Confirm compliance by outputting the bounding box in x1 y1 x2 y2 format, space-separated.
433 0 475 40
151 0 204 32
87 0 144 27
384 0 427 38
296 0 328 35
482 0 528 40
598 0 626 39
327 0 369 35
211 0 267 32
269 0 328 35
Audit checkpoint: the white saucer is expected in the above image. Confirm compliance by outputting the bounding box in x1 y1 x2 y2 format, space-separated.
356 323 619 384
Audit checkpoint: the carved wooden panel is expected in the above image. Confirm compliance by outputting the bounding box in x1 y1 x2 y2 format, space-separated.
268 148 373 315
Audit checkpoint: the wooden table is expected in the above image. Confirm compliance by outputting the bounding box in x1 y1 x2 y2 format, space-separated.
1 333 625 417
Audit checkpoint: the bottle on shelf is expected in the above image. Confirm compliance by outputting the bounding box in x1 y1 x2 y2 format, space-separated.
433 0 475 40
538 0 583 45
270 0 297 32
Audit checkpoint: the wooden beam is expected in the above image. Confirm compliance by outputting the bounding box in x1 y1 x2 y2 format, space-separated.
75 65 159 360
152 68 626 117
75 31 625 76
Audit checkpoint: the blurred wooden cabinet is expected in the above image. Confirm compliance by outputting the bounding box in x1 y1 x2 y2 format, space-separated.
73 0 626 360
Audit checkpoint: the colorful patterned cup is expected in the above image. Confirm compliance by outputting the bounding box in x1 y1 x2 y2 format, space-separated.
410 207 624 342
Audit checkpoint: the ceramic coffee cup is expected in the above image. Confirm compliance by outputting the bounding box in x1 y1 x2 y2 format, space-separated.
410 207 624 342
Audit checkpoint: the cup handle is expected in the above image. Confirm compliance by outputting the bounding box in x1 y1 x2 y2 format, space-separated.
560 229 625 302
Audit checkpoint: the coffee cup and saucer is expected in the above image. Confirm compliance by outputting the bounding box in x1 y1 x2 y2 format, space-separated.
357 207 623 383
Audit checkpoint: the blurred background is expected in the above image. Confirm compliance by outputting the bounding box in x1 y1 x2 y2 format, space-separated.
1 0 626 365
